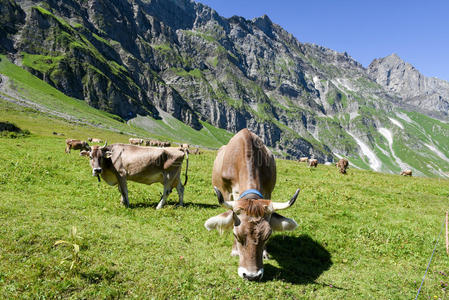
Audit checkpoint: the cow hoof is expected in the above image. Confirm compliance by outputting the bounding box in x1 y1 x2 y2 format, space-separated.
175 203 185 208
156 204 164 210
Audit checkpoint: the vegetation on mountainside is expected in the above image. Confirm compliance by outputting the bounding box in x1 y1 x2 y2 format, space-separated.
0 102 449 299
0 55 231 148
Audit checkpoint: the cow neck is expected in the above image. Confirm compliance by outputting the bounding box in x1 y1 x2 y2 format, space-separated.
239 189 264 200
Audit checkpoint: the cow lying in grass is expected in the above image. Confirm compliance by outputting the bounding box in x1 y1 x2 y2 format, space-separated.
81 143 188 209
400 169 412 176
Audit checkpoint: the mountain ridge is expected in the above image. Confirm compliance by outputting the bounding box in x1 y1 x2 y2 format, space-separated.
1 0 449 177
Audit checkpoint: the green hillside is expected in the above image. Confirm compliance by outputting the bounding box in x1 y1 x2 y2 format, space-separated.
1 94 449 299
0 55 232 148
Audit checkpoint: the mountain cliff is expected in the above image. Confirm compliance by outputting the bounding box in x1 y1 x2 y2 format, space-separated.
1 0 449 177
368 53 449 120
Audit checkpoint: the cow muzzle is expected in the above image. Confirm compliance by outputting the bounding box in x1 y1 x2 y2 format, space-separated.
92 168 102 176
238 267 264 281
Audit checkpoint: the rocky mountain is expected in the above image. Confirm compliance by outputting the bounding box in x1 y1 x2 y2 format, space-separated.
368 54 449 120
1 0 449 177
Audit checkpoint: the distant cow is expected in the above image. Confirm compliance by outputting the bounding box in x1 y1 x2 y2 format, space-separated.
65 139 90 153
308 159 318 167
145 140 159 146
161 141 171 147
80 143 189 209
192 148 201 155
88 138 103 143
180 143 189 149
336 158 349 174
299 157 308 163
129 138 143 145
204 129 299 281
400 169 412 176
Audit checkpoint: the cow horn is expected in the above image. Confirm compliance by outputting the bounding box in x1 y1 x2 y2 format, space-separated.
272 188 300 211
100 141 108 149
214 186 234 209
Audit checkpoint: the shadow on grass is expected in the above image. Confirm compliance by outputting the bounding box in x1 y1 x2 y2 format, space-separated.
128 201 219 209
264 234 333 284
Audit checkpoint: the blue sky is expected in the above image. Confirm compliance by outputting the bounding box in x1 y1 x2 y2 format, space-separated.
197 0 449 81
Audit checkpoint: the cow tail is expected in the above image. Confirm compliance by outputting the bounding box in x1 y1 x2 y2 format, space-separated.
183 149 189 186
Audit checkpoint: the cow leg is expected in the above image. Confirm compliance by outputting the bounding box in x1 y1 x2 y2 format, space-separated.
175 179 184 207
263 246 270 259
117 177 129 207
156 173 169 209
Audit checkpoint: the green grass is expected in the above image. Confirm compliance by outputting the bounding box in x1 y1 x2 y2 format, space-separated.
1 105 449 298
0 55 232 148
128 114 232 148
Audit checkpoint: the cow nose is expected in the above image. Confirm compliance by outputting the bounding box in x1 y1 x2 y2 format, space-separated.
243 272 263 281
239 268 264 281
93 168 102 175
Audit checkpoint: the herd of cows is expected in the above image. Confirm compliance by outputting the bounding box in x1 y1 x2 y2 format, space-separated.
64 128 412 280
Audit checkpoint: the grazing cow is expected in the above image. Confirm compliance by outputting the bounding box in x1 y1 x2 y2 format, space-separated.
129 138 143 145
299 157 308 163
65 139 90 153
192 148 201 155
161 141 171 147
336 158 349 174
204 129 299 281
400 169 412 176
308 158 318 167
88 138 103 143
80 143 189 209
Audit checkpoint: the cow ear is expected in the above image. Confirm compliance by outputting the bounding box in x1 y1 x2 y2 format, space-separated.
204 210 234 233
104 151 112 159
270 212 298 231
80 150 89 157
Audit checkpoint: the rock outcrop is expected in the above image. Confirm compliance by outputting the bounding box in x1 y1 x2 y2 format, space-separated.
368 54 449 119
1 0 449 174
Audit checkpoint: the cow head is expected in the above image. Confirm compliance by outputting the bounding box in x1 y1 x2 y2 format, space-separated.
80 142 111 178
205 187 300 281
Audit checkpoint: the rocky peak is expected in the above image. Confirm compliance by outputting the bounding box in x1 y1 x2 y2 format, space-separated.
368 54 449 120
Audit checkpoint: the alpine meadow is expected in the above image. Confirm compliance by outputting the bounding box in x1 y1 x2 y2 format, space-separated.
1 0 449 299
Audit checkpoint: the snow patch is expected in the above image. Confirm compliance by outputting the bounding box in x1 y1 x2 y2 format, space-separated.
378 128 409 170
395 112 413 123
424 143 449 163
350 112 359 120
347 132 382 171
388 118 404 129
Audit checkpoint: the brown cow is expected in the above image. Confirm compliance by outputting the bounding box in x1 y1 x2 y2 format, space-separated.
204 129 299 281
400 169 412 176
88 138 103 143
336 158 349 174
80 143 189 208
65 139 90 153
298 157 308 163
129 138 143 145
308 158 318 167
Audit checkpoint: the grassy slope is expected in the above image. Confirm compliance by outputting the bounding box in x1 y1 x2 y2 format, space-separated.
1 103 449 299
0 55 231 148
